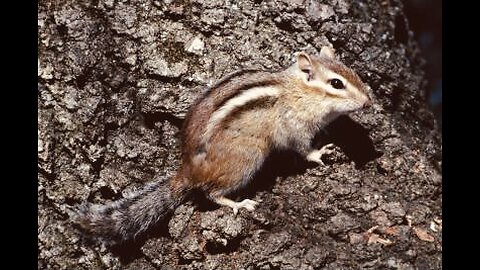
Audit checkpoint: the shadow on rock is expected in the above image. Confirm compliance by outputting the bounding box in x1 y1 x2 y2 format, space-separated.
232 115 380 201
324 115 382 168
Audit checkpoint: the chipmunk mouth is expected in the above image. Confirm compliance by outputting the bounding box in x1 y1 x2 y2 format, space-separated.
344 104 361 113
344 105 363 113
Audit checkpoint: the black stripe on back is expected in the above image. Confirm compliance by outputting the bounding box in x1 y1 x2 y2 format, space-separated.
194 69 262 105
194 70 282 153
211 69 262 90
195 69 265 108
221 95 278 129
213 77 280 112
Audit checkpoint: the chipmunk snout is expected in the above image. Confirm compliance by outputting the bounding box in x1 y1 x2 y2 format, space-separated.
363 98 372 109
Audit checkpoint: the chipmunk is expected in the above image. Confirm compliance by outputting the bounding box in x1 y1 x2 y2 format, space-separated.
71 46 371 243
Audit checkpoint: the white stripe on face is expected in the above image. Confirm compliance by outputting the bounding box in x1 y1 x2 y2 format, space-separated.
308 68 363 99
202 86 281 144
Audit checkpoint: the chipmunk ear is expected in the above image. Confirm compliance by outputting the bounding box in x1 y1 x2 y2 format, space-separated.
297 52 313 79
320 46 335 59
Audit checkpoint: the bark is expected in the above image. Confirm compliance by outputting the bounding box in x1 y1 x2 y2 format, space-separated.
38 0 442 269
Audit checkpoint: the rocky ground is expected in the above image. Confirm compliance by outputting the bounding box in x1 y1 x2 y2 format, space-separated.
38 0 442 269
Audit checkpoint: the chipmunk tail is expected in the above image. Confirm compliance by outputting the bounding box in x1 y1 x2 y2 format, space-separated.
71 173 189 244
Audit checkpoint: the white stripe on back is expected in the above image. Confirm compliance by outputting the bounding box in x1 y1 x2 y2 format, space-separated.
202 86 280 144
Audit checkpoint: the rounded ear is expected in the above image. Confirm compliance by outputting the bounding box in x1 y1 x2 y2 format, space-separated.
297 52 313 74
320 46 335 59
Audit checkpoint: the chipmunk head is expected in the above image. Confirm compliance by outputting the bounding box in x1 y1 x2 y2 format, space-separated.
292 46 371 113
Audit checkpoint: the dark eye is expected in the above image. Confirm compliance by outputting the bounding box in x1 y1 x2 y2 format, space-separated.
329 79 345 89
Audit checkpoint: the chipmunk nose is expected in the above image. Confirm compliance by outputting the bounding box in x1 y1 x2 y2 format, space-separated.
363 98 372 109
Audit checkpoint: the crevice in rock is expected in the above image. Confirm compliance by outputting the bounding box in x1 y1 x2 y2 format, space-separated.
141 111 184 130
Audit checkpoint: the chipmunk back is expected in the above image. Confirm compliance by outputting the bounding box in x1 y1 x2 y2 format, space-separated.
71 46 371 243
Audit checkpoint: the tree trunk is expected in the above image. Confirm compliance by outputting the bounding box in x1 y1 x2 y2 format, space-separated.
38 0 442 268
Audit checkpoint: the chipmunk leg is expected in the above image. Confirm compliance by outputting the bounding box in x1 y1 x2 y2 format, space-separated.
213 196 259 216
306 143 335 165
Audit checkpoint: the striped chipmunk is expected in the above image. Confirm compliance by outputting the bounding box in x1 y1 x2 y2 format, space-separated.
72 46 371 243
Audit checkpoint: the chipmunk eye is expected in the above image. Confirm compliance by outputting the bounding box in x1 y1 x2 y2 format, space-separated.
329 79 345 89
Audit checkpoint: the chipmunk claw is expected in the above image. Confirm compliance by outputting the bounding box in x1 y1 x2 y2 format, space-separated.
306 143 336 165
214 197 259 216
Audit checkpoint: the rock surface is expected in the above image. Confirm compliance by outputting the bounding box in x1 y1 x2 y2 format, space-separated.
38 0 442 268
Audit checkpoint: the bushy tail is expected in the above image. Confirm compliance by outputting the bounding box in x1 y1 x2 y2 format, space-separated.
71 175 188 244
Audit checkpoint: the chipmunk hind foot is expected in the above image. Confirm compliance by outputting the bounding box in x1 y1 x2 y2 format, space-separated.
213 196 259 216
